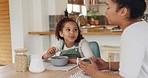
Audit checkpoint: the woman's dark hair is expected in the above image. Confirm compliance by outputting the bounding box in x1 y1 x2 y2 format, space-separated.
112 0 146 19
55 18 84 43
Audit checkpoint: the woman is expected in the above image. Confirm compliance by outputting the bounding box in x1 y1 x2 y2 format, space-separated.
79 0 148 78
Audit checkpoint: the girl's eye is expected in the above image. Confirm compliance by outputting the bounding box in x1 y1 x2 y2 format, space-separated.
66 29 70 31
74 28 78 31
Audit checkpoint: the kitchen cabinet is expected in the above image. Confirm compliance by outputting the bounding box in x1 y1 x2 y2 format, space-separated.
68 0 84 5
0 0 12 65
86 0 107 25
86 0 106 15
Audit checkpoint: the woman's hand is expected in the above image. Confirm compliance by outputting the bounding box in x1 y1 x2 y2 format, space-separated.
79 57 99 77
93 56 109 70
43 46 56 60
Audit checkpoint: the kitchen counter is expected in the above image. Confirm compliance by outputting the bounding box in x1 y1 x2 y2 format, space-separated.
28 30 122 35
28 25 122 35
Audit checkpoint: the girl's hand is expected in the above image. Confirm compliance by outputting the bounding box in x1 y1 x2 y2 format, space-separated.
43 46 56 60
79 57 98 77
47 46 56 56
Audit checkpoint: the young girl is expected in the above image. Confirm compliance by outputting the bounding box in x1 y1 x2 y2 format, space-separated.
42 18 93 64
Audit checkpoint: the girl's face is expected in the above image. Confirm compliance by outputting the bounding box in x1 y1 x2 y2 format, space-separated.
105 0 122 25
60 22 78 44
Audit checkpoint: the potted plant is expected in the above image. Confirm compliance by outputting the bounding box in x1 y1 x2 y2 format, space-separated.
87 9 100 25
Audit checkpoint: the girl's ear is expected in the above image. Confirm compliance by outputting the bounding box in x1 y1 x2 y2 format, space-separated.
59 31 63 37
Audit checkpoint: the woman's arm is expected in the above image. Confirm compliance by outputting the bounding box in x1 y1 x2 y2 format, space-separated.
94 57 119 70
79 57 123 78
110 62 119 71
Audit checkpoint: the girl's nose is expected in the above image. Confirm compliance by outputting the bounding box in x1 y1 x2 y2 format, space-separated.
70 30 75 35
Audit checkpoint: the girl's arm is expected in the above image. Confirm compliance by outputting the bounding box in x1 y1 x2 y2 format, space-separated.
42 40 63 60
42 46 56 60
80 39 94 58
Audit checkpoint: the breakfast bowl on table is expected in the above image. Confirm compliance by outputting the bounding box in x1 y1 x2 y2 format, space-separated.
50 56 68 67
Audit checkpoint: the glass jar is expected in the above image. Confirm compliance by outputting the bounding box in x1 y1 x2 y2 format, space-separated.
14 48 28 72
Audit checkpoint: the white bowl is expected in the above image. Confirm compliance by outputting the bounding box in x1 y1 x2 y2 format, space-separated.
50 56 68 66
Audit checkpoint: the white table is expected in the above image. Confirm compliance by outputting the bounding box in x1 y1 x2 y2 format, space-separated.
0 64 80 78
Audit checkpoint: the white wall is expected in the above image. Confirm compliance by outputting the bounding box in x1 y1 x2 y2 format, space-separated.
9 0 50 63
9 0 68 63
48 0 67 15
9 0 25 63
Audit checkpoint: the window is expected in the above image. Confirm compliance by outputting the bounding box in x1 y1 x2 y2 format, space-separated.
67 4 87 16
67 0 86 15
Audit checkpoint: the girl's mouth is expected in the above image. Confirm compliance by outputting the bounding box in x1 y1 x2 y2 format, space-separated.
70 36 74 38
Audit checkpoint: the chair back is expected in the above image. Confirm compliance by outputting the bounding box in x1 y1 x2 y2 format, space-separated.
89 41 101 57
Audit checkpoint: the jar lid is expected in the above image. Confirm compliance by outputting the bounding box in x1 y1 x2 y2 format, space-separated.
14 48 28 53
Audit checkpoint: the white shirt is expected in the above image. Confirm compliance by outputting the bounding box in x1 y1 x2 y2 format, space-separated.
119 21 148 78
